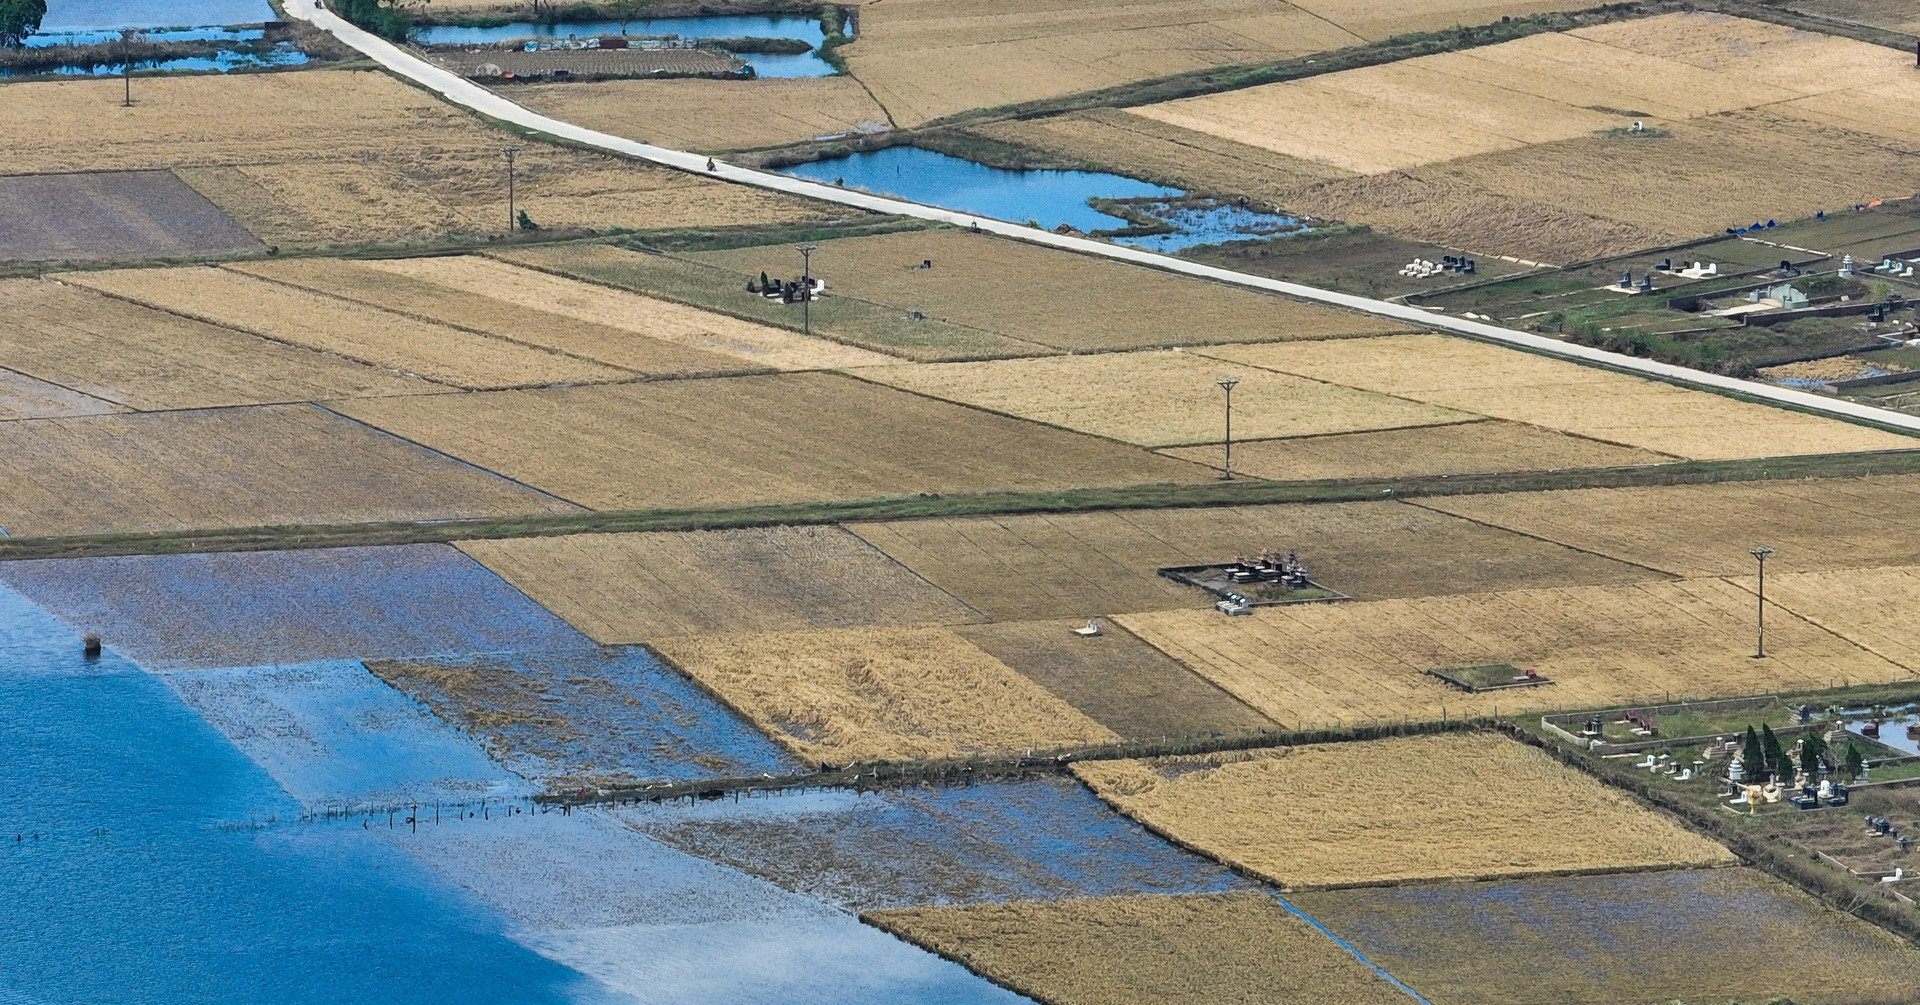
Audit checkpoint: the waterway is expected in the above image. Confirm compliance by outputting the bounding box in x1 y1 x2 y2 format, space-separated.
415 16 834 77
39 0 276 32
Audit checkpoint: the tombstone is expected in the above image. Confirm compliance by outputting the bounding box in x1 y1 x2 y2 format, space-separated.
1658 258 1672 271
1840 255 1855 277
1780 259 1793 272
1621 270 1633 287
1463 259 1475 274
760 271 772 290
1796 704 1812 724
922 259 932 269
1637 274 1652 291
1817 210 1826 219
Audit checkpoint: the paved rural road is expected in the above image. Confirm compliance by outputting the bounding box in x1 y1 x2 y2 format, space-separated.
284 0 1920 435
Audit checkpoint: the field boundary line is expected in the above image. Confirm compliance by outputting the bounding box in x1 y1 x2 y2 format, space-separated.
309 402 594 511
1397 498 1684 579
278 0 1920 441
1267 894 1433 1004
1718 573 1920 676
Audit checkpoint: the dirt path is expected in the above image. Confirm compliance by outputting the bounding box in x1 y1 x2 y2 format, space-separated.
280 0 1920 438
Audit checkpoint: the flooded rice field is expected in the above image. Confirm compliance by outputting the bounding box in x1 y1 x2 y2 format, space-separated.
415 16 836 78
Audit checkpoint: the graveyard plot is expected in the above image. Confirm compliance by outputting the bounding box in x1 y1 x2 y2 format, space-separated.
455 526 980 644
224 259 760 379
616 775 1250 910
0 544 591 671
330 373 1212 512
846 501 1658 621
1419 475 1920 578
0 404 576 538
650 625 1119 764
0 169 264 263
1114 577 1900 727
1072 732 1736 888
1203 334 1918 460
952 619 1276 739
61 267 634 390
366 255 897 371
868 891 1409 1005
1291 868 1920 1005
1157 420 1669 480
850 350 1472 448
690 230 1408 353
366 647 802 790
164 661 533 807
0 278 444 409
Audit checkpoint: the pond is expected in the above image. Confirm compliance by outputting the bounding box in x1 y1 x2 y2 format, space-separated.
779 146 1307 252
39 0 276 32
1845 711 1920 758
1 44 309 76
414 16 835 78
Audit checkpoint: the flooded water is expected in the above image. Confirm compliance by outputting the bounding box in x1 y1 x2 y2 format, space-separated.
40 0 276 32
1846 712 1920 757
414 16 834 77
19 4 307 76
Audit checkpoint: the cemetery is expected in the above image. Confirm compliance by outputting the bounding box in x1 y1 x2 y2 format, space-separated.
1157 549 1347 613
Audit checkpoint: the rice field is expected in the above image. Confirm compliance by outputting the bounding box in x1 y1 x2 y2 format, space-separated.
1736 565 1920 670
649 625 1120 764
0 279 443 409
1293 868 1920 1005
0 370 118 421
62 267 634 390
367 255 897 370
1418 475 1920 577
851 350 1472 447
225 259 760 379
1114 576 1905 727
847 501 1658 621
1202 334 1918 459
455 526 981 643
330 373 1212 511
0 404 574 538
690 230 1407 352
1157 419 1668 479
1072 733 1737 887
509 78 891 152
869 891 1408 1005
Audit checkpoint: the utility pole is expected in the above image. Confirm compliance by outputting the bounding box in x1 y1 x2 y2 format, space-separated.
796 243 817 334
1216 377 1240 480
120 28 141 107
1750 546 1775 658
503 145 521 233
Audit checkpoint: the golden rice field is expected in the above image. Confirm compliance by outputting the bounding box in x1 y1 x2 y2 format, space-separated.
509 77 891 151
62 267 633 390
0 279 442 410
225 259 759 378
691 230 1406 352
331 373 1210 511
0 70 820 246
1072 733 1737 887
1734 565 1920 671
847 500 1655 621
1158 419 1667 479
650 625 1118 763
867 892 1410 1005
1418 475 1920 577
455 526 979 643
1115 577 1905 727
373 255 898 370
852 350 1471 447
1202 335 1918 459
0 404 573 537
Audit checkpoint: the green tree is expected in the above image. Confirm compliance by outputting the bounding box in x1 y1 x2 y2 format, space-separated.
1844 743 1865 781
1742 725 1764 780
0 0 47 48
1761 724 1787 781
1798 733 1825 780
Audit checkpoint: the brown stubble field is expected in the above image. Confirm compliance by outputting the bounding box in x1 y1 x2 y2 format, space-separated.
456 526 981 642
1158 420 1668 479
330 372 1212 511
1072 733 1736 887
868 892 1410 1005
508 77 891 152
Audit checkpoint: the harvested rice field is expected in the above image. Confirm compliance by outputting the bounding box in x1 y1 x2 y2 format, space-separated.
1072 733 1737 887
953 619 1275 739
1115 577 1904 727
691 230 1407 352
1734 565 1920 670
869 892 1408 1005
650 625 1119 763
618 776 1249 910
1159 420 1668 479
0 404 574 538
0 279 443 409
0 545 589 671
0 371 117 421
456 527 980 643
331 373 1211 511
367 647 801 790
847 501 1658 621
0 70 822 246
62 267 633 390
1418 475 1920 577
509 78 891 152
1203 334 1919 459
1294 869 1920 1005
0 170 262 264
225 259 760 379
852 350 1472 447
365 255 896 370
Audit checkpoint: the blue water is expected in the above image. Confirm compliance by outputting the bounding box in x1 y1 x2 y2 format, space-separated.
415 16 835 77
0 586 618 1002
1119 197 1310 253
0 44 310 75
26 26 260 46
40 0 275 32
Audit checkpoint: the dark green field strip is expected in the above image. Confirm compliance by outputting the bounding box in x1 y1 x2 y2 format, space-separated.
4 448 1918 562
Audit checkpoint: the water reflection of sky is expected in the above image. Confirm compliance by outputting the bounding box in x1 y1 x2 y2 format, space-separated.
1848 713 1920 757
415 16 835 77
41 0 275 31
